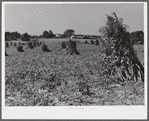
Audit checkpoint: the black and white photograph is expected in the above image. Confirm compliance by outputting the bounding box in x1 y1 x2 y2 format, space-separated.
2 2 147 119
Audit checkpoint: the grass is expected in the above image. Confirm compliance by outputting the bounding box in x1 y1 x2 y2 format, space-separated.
5 39 144 106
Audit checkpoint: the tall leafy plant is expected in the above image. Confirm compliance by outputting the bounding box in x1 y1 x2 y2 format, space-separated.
99 12 144 82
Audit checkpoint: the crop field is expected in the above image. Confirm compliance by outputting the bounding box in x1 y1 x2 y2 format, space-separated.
5 39 144 106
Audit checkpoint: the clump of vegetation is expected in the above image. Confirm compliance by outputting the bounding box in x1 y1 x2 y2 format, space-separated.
65 39 80 55
61 41 66 49
37 42 40 46
130 31 144 45
85 40 88 44
6 42 9 47
14 43 17 47
16 45 24 52
95 40 99 45
34 43 36 47
21 33 30 41
90 40 94 45
27 42 34 49
99 12 144 83
5 51 8 56
42 44 51 52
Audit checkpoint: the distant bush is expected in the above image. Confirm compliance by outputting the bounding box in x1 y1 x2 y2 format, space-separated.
16 45 24 52
27 42 34 49
21 33 30 41
85 40 88 44
5 51 8 56
42 44 51 52
61 41 66 49
65 39 80 55
37 42 40 46
130 31 144 45
33 43 36 47
90 40 94 45
14 43 17 46
95 40 99 45
6 42 9 47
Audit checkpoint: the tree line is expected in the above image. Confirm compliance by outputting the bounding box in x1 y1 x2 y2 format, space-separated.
5 29 144 45
5 29 75 41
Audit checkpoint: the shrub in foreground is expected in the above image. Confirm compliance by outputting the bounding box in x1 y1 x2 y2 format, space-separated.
27 42 34 49
65 39 80 55
95 40 99 45
5 51 8 56
16 45 24 52
85 40 88 44
6 42 9 47
42 44 51 52
61 41 66 49
99 12 144 83
90 40 94 45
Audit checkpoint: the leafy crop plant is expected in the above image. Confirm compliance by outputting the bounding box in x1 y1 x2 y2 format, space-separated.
99 12 144 83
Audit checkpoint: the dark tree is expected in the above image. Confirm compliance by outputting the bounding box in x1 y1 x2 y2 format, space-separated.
63 29 75 38
43 31 49 38
130 31 144 44
48 30 54 38
39 35 43 38
5 31 21 41
22 33 30 41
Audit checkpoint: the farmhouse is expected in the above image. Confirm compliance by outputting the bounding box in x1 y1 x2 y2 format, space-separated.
89 35 101 39
70 34 84 39
70 34 101 39
55 33 63 38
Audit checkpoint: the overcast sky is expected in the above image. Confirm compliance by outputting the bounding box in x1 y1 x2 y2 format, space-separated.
5 3 144 36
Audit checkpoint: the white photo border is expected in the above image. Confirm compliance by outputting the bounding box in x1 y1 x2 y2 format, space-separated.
2 2 148 119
